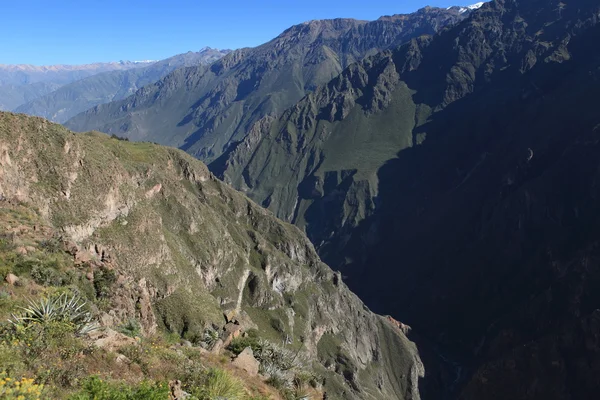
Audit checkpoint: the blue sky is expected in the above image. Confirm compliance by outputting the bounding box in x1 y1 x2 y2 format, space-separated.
2 0 467 65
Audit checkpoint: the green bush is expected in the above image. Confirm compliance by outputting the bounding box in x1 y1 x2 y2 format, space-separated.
227 335 261 355
93 267 117 299
0 265 11 280
117 319 141 338
110 134 129 141
194 368 245 400
38 237 63 254
70 376 168 400
30 264 70 286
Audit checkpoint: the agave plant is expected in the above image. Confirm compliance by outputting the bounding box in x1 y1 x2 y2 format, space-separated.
202 326 220 349
9 292 96 334
255 338 305 372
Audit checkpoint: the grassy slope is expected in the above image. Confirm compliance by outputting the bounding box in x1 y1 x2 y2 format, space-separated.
0 112 421 399
0 203 285 399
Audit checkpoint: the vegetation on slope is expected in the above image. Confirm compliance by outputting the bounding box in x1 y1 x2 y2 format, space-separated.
0 202 286 399
0 112 421 399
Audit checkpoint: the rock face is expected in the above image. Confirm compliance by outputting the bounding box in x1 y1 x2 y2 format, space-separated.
65 7 470 164
232 347 260 376
0 111 422 400
209 0 600 398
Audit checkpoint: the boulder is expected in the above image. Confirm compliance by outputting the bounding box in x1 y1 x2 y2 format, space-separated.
74 249 94 265
231 346 260 376
236 310 259 332
210 339 224 354
115 353 130 364
87 328 137 352
223 309 237 323
168 379 190 400
63 240 79 255
222 322 243 347
5 273 18 285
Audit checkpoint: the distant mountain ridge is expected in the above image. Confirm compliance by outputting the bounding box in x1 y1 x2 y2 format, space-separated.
0 81 61 111
0 60 153 86
64 6 474 163
14 48 231 123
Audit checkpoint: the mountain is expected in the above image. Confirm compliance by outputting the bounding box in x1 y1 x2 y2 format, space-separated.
14 48 231 123
0 111 423 399
0 60 154 113
64 6 472 164
212 0 600 398
0 81 61 110
0 60 153 86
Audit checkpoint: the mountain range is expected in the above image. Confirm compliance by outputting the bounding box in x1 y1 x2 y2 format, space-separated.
0 60 154 111
64 6 474 163
0 60 154 86
0 48 230 120
4 0 600 398
13 48 231 123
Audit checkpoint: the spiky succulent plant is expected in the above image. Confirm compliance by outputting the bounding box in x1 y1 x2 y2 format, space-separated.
10 292 96 334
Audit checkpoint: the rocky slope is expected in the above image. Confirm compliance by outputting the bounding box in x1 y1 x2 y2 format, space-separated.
213 0 600 398
14 48 231 123
0 111 422 399
64 6 471 164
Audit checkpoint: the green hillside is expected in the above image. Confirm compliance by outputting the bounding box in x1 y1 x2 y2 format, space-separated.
0 112 421 399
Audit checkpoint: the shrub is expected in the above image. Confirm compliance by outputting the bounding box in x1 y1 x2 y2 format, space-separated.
117 319 141 338
9 292 95 335
0 371 44 399
110 134 129 141
30 264 70 286
38 237 63 254
70 376 168 400
194 368 245 400
227 335 261 355
93 267 117 299
0 265 11 281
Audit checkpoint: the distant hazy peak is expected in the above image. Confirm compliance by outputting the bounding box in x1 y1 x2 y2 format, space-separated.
0 61 154 72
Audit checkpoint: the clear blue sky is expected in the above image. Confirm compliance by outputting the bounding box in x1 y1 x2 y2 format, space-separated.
2 0 467 65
